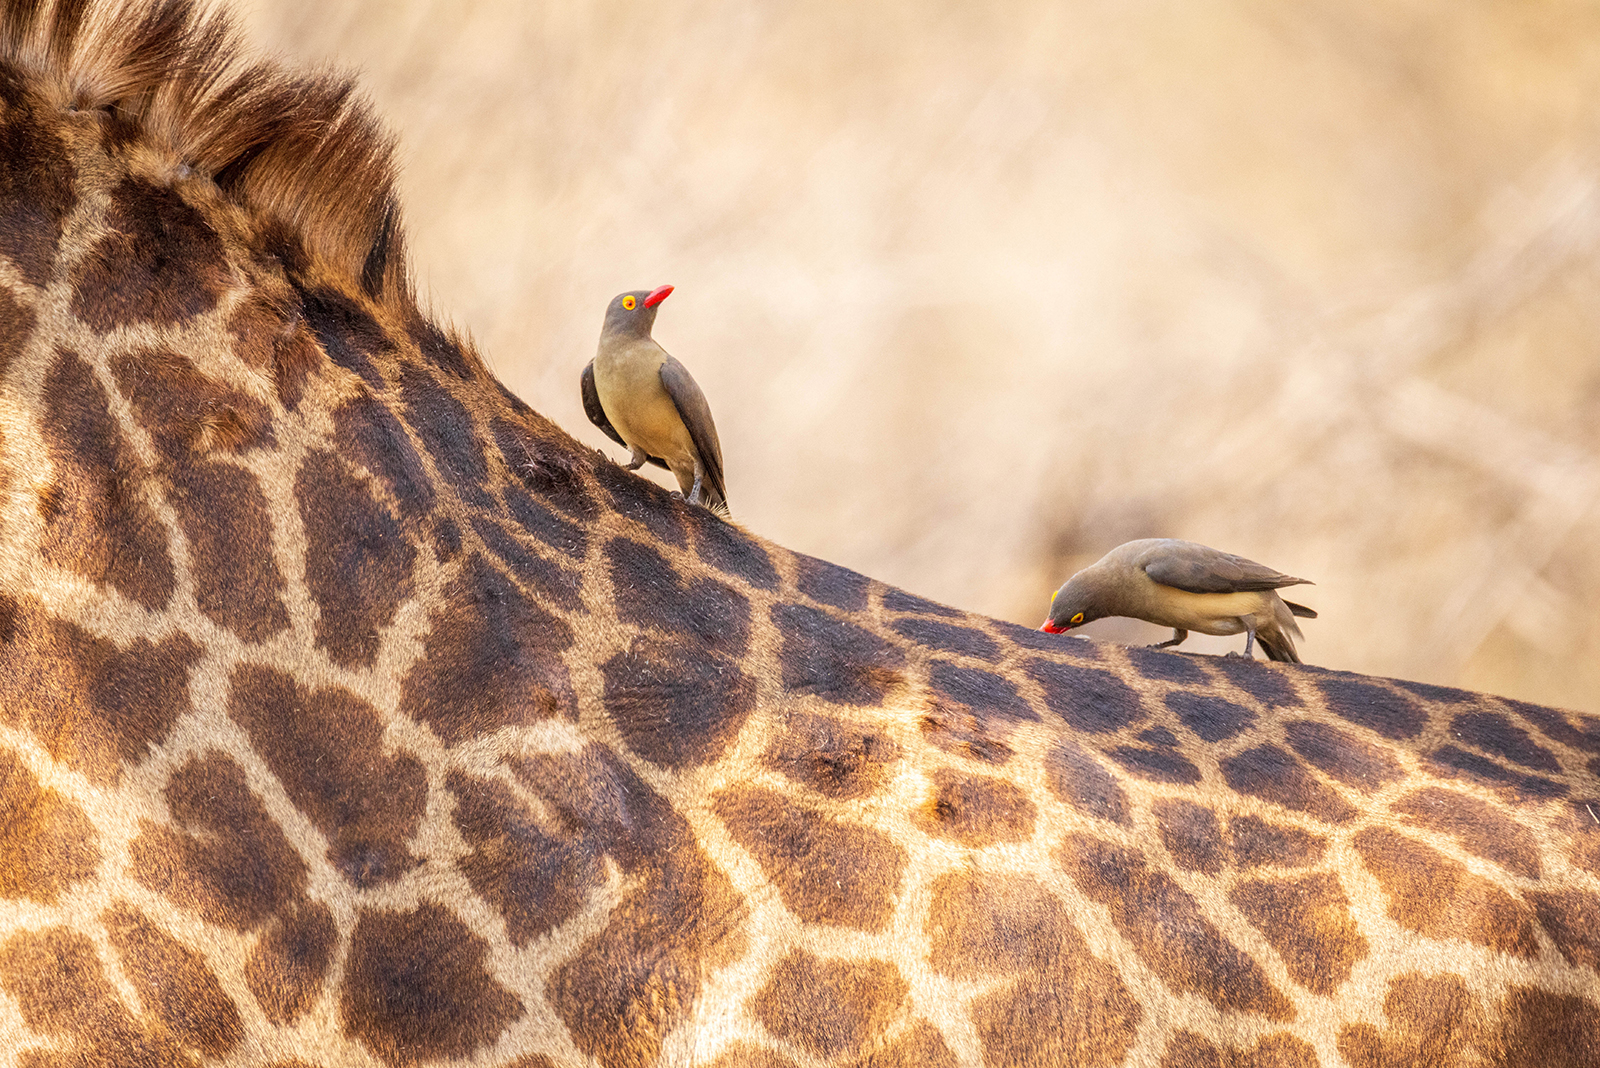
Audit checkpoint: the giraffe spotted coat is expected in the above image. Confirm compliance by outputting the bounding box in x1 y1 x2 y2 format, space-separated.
0 2 1597 1066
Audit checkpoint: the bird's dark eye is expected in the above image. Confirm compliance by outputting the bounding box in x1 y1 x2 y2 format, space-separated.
1070 612 1084 625
622 295 637 310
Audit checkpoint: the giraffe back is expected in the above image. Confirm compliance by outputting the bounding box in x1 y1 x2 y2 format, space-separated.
1 2 1599 1066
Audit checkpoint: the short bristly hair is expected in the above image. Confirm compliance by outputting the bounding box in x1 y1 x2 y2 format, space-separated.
0 0 409 305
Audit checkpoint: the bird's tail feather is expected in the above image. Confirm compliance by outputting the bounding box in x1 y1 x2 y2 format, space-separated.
1257 629 1301 664
1284 600 1317 619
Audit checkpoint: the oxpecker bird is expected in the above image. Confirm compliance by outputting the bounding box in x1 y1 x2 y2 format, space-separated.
1040 538 1317 663
581 285 727 512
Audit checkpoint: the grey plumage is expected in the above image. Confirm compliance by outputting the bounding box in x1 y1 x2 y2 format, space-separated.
1041 538 1316 663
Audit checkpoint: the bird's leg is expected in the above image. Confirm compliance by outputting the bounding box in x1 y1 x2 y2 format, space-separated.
1235 628 1257 659
624 445 649 471
1150 628 1188 649
687 469 705 506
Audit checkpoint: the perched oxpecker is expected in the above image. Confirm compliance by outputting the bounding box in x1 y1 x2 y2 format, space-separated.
1041 538 1317 662
581 285 727 512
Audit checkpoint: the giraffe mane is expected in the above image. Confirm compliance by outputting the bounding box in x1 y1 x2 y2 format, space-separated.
0 0 408 304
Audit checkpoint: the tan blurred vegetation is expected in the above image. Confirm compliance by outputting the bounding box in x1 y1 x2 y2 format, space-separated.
243 0 1600 712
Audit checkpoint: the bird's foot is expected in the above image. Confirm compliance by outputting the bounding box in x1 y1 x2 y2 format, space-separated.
624 458 647 471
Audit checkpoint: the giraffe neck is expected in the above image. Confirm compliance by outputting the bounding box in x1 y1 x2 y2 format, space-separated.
2 4 1600 1067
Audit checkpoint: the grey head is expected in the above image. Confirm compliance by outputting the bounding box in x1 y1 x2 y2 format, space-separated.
602 284 673 339
1041 569 1116 633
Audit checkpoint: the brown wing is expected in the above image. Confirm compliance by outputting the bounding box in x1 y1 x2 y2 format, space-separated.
580 360 627 448
1141 541 1310 594
658 355 727 505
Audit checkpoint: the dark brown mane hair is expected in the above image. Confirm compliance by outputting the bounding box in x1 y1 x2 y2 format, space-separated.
0 0 409 305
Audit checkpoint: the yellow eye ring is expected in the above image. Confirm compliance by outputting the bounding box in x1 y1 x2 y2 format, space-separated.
1070 612 1084 625
622 295 637 310
1050 590 1057 604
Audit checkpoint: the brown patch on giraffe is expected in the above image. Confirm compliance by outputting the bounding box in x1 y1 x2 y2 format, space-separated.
794 551 871 610
702 1045 800 1068
1336 973 1480 1068
300 285 392 388
925 871 1142 1066
104 902 243 1057
1043 736 1130 825
607 536 751 657
296 448 417 667
714 785 906 931
39 349 176 609
1125 646 1210 684
1230 873 1369 995
1449 711 1561 772
929 660 1039 722
870 1023 961 1067
408 315 475 379
1509 699 1600 754
1167 690 1255 741
764 711 902 799
519 746 747 1068
0 926 188 1066
70 177 229 331
244 899 337 1023
340 902 523 1066
0 598 200 785
602 637 756 770
1283 719 1404 791
472 515 585 611
398 553 577 743
1108 742 1203 784
1208 654 1304 707
0 103 76 288
399 365 494 506
494 416 602 522
690 507 780 589
1060 833 1295 1020
1228 815 1327 869
167 458 292 641
0 286 34 377
1497 984 1600 1066
502 481 589 560
1393 786 1542 879
1160 1031 1319 1068
111 347 276 460
226 292 322 409
1352 827 1540 957
1423 744 1567 800
504 1059 560 1068
1025 659 1147 734
1316 676 1426 739
0 745 98 903
916 768 1038 847
1221 744 1358 823
1526 888 1600 972
772 603 906 706
750 952 909 1061
1154 799 1225 874
230 666 426 886
129 754 307 929
448 771 603 945
881 587 962 616
894 617 1002 661
920 703 1017 765
335 392 437 519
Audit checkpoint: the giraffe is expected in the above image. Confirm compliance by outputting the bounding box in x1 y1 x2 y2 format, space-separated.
0 3 1598 1067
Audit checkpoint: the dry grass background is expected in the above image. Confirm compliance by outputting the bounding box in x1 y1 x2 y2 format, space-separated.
241 0 1600 712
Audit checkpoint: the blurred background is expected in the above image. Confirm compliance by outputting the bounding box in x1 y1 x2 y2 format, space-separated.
242 0 1600 712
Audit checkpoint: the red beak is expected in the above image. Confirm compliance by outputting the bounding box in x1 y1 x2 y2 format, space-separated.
1039 620 1066 634
644 284 674 308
